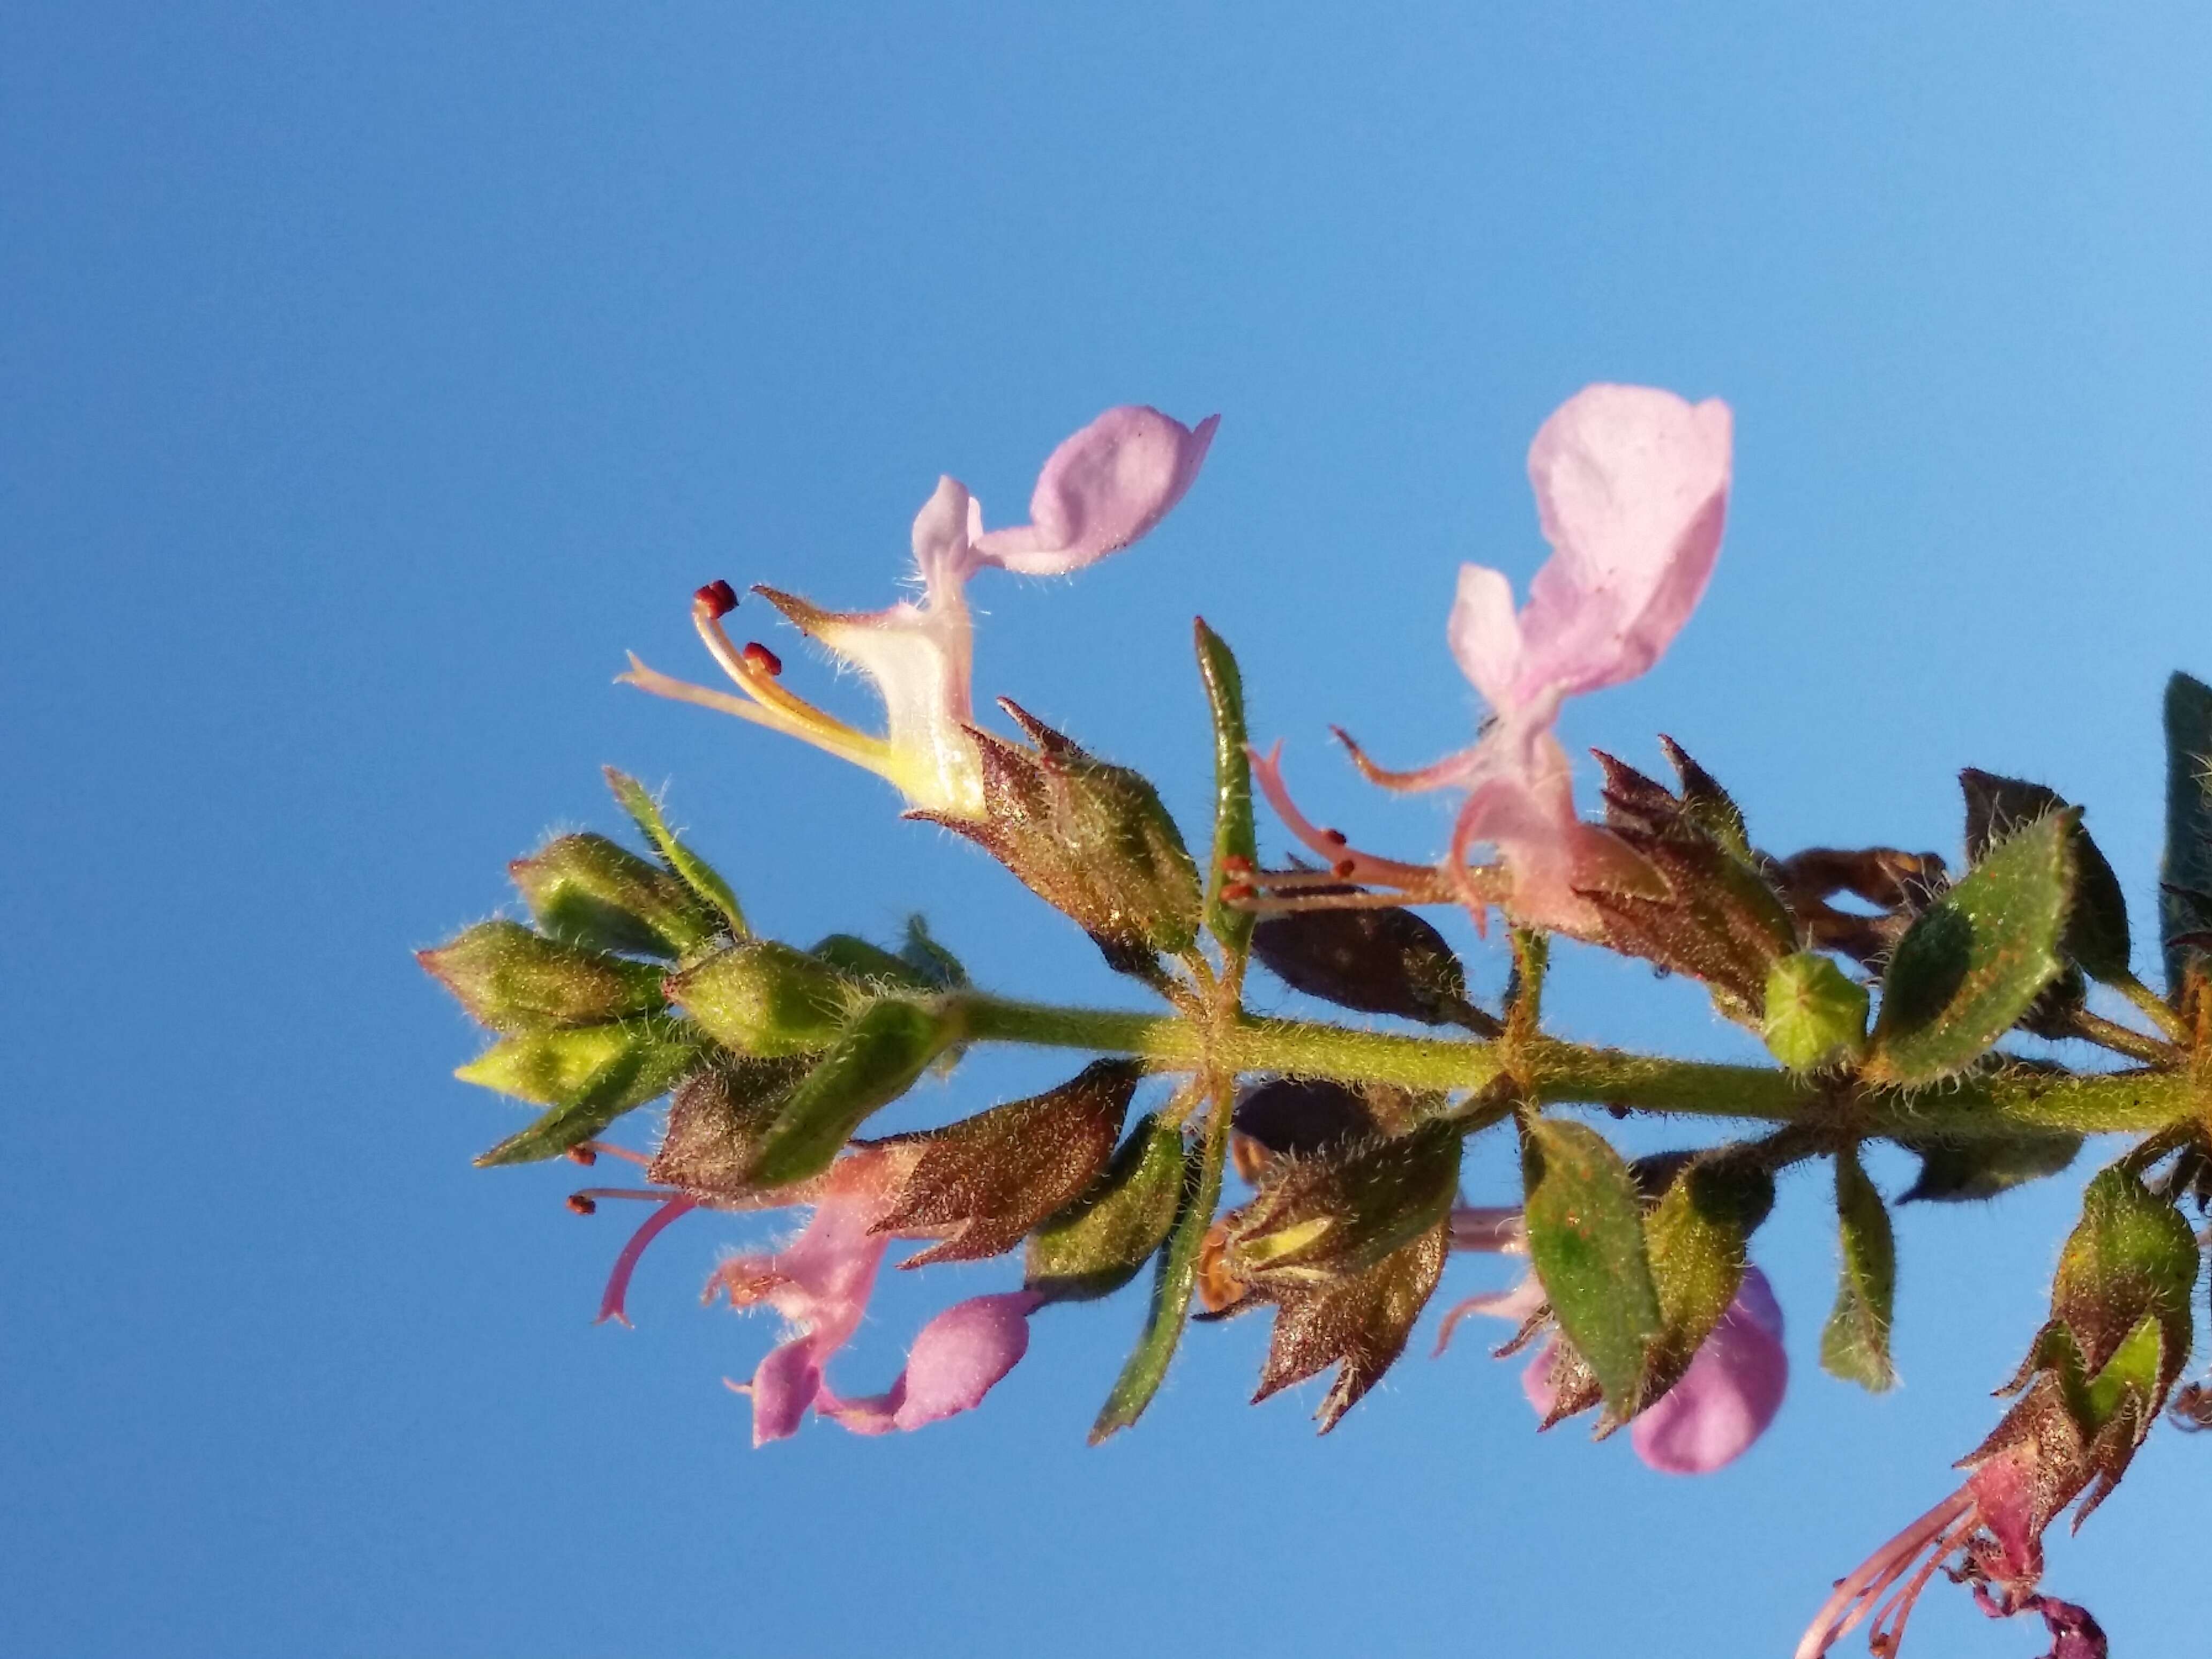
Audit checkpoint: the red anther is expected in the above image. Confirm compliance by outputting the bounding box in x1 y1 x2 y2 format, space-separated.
567 1193 599 1216
694 579 741 618
565 1145 599 1166
742 641 784 677
1319 827 1349 847
1221 882 1257 903
1222 854 1254 875
1332 860 1357 879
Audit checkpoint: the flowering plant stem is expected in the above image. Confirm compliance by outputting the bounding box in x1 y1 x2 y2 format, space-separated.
957 990 2194 1138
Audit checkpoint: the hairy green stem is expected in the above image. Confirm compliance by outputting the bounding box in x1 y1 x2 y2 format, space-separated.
956 991 2196 1139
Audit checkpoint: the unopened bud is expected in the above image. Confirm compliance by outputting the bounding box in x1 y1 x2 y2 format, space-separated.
1760 951 1870 1072
1026 1114 1191 1303
664 940 854 1057
419 920 667 1032
508 833 719 959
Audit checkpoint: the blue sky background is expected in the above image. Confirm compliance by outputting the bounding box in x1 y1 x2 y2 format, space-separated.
8 5 2212 1655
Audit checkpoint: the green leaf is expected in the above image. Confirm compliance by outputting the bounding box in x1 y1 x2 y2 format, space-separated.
2161 672 2212 997
1194 619 1258 961
1026 1113 1189 1302
1960 769 2130 984
1820 1146 1897 1392
1090 1093 1229 1441
1642 1155 1772 1404
603 767 749 939
1520 1118 1662 1410
748 999 960 1186
459 1017 703 1164
1896 1129 2082 1202
1865 810 2076 1086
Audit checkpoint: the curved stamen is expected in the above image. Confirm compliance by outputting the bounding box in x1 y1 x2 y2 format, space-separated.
595 1194 699 1328
1795 1489 1975 1659
1249 742 1454 890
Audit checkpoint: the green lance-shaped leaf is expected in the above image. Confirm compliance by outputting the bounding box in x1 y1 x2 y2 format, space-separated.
458 1015 704 1165
1639 1155 1774 1409
418 920 668 1032
1896 1129 2082 1202
1520 1118 1662 1411
747 999 961 1187
1194 618 1258 960
1865 810 2076 1086
2161 672 2212 997
1960 769 2130 985
1026 1113 1190 1303
1090 1092 1230 1442
509 832 720 959
603 767 749 939
1821 1146 1898 1392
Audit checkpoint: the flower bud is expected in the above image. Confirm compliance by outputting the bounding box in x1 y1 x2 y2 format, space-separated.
664 940 855 1057
1225 1120 1462 1289
508 832 718 958
1251 904 1492 1030
419 920 667 1032
871 1059 1140 1267
1760 951 1870 1072
457 1015 703 1164
915 700 1201 974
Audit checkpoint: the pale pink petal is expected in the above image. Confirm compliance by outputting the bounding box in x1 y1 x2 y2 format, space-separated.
1446 564 1525 713
1630 1267 1788 1475
1510 385 1731 705
817 1290 1043 1436
1521 1336 1565 1418
972 407 1219 576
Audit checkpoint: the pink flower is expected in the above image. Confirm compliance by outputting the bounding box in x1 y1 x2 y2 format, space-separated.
596 1147 1044 1446
621 406 1217 820
1258 385 1730 932
1436 1204 1786 1475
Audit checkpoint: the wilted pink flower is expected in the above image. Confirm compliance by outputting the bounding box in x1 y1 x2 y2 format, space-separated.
1259 386 1730 932
621 406 1217 819
595 1146 1043 1446
1795 1439 2093 1658
1436 1204 1785 1475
